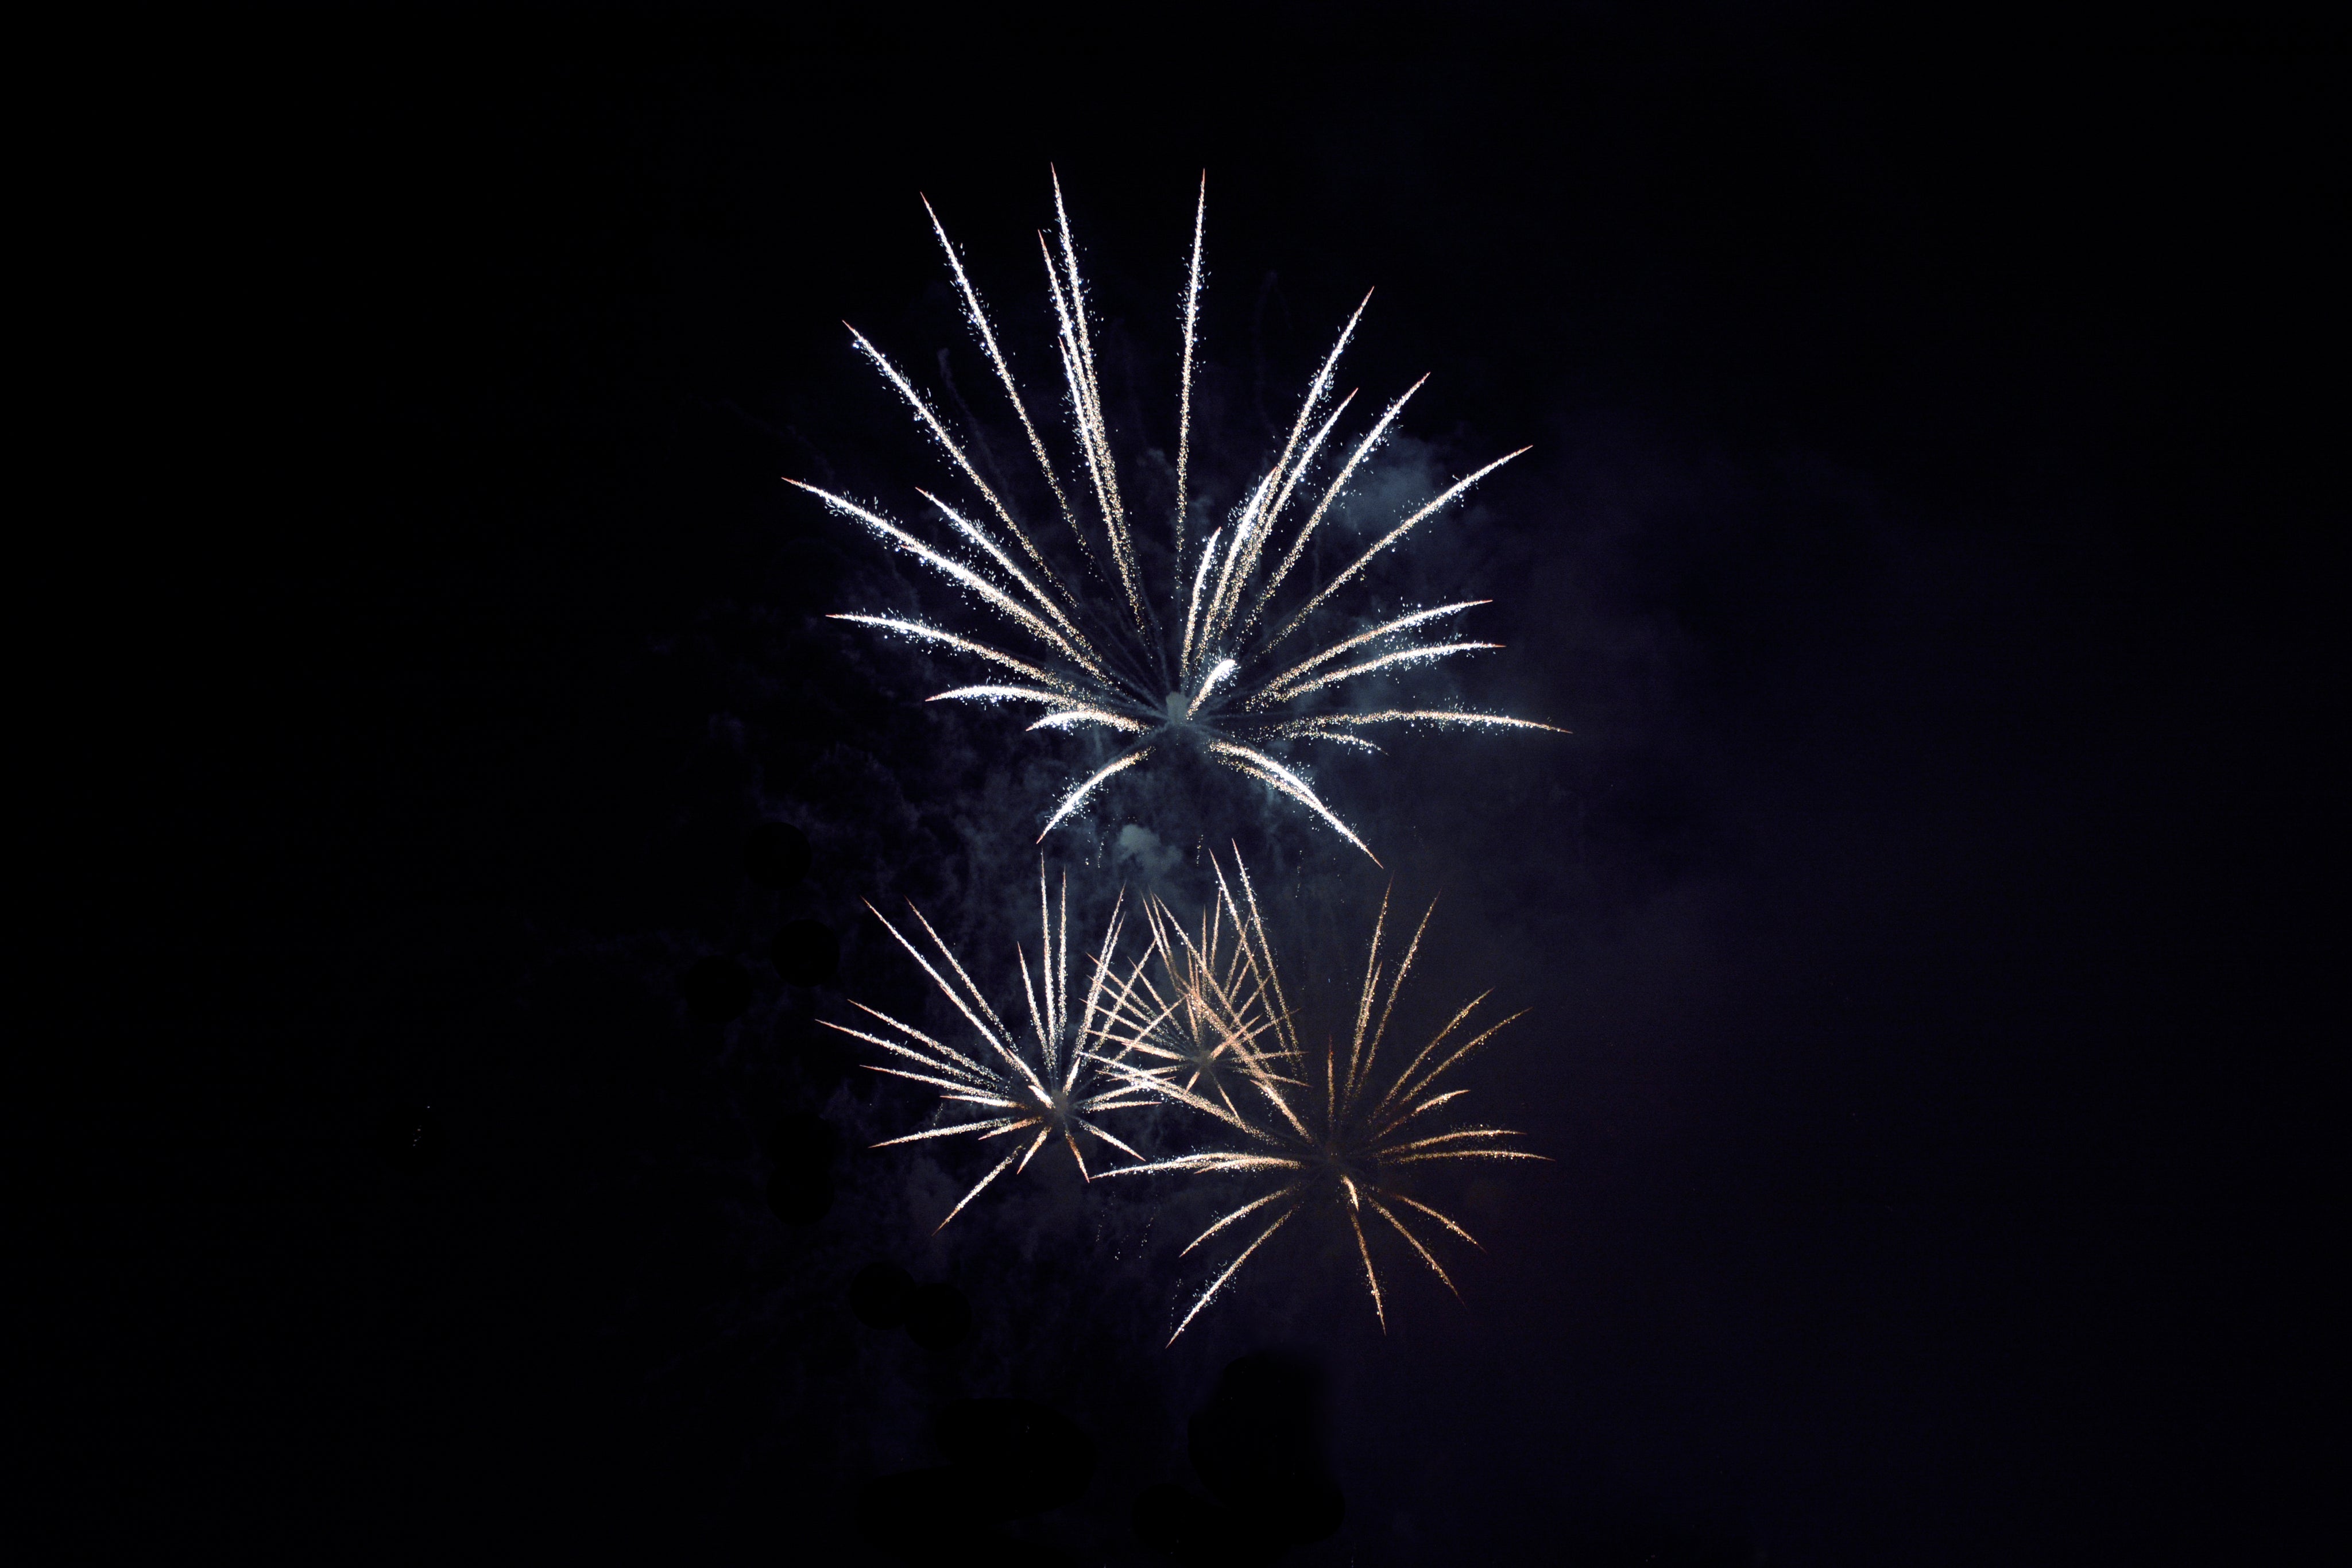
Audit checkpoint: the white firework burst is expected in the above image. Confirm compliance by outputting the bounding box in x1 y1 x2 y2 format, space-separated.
826 865 1159 1230
792 171 1563 861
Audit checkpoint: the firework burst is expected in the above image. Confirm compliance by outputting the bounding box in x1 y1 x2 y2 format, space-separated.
1096 853 1546 1341
827 865 1159 1230
791 172 1563 861
1094 882 1302 1126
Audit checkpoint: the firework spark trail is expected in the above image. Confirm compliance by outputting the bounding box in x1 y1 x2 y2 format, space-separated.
1043 172 1150 645
1198 297 1368 671
922 193 1086 551
1244 601 1489 708
916 490 1089 645
788 482 1111 685
1175 172 1205 574
826 866 1159 1229
844 327 1063 599
1262 448 1537 652
804 174 1566 856
1097 851 1545 1339
1262 641 1506 707
1038 748 1156 839
1243 374 1426 641
1263 710 1566 741
830 614 1078 691
1205 740 1379 864
1026 703 1154 735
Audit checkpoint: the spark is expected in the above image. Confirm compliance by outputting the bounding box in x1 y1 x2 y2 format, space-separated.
826 864 1158 1229
1097 851 1546 1339
799 174 1565 857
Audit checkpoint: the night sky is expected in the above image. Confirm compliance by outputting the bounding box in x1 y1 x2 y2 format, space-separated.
29 13 2339 1566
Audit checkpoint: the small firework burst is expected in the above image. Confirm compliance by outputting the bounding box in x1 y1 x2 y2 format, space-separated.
1093 882 1302 1125
827 865 1159 1230
792 171 1562 860
1100 853 1547 1340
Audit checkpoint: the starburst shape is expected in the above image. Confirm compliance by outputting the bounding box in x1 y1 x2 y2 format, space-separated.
791 171 1563 861
1098 853 1547 1339
827 865 1158 1229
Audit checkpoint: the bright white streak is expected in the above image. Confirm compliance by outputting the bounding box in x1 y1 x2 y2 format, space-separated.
845 326 1058 588
1206 390 1358 654
873 1115 1025 1147
1175 172 1205 567
1028 707 1151 734
1070 886 1128 1094
929 684 1081 707
1262 641 1502 706
788 482 1107 683
845 997 997 1080
1019 943 1051 1083
1048 173 1147 634
935 1146 1025 1232
1038 747 1154 840
1270 710 1569 738
1198 471 1275 679
866 1064 1001 1099
1193 656 1239 710
844 874 1149 1229
1243 601 1488 708
1204 288 1374 658
875 901 1050 1101
917 490 1090 647
1040 234 1123 583
829 614 1081 695
1169 1198 1303 1344
1247 375 1429 637
904 900 1040 1075
1196 473 1275 681
1045 868 1063 1066
1201 295 1369 659
821 1021 989 1090
1267 447 1531 649
921 193 1085 541
1179 526 1223 680
1207 740 1379 864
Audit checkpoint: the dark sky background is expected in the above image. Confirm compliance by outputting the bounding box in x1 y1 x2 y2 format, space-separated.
28 11 2341 1566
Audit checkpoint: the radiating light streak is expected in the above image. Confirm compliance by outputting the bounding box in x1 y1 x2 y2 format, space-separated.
1039 748 1156 839
1174 172 1205 569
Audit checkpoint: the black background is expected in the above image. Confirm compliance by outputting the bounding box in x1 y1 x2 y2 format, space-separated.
25 9 2341 1565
